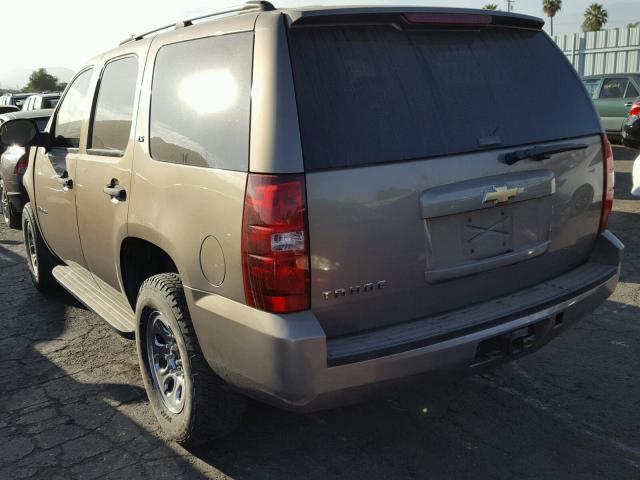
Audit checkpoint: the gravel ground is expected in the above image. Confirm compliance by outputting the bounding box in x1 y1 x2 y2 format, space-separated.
1 146 639 480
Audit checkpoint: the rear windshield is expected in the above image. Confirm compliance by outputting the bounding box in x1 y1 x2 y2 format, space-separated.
288 26 601 171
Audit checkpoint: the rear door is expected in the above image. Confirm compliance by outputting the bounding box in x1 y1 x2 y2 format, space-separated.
288 17 605 337
74 48 146 298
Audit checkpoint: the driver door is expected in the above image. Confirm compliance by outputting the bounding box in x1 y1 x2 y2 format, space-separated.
32 67 96 268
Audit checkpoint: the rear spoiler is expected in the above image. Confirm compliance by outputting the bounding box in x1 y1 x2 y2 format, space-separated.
283 7 544 30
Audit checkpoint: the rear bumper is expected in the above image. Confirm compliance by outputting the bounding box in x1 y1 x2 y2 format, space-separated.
186 231 623 412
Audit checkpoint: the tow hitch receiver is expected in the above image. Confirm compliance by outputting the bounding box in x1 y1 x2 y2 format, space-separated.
472 316 560 367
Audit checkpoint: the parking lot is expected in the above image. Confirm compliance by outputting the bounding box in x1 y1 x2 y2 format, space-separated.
0 146 638 479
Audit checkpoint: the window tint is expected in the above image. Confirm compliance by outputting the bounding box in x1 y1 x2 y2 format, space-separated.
43 98 59 108
289 27 602 171
35 118 49 131
55 69 93 148
150 32 253 170
583 79 601 99
90 57 138 153
626 82 639 99
600 78 628 99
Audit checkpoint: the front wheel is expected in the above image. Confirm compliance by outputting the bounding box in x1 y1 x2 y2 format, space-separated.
136 273 246 447
22 202 59 293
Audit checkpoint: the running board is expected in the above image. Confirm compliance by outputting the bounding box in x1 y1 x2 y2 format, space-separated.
52 265 136 333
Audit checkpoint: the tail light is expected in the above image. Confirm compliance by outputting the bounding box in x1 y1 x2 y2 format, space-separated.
402 13 492 26
242 174 310 313
630 101 640 117
599 134 614 232
14 156 28 176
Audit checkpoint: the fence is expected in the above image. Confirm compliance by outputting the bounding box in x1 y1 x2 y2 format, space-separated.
554 27 640 77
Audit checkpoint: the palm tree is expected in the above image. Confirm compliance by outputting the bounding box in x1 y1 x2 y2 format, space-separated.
483 3 499 9
542 0 562 36
583 3 608 32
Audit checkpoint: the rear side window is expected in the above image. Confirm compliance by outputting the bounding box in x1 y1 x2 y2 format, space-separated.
43 98 59 108
54 69 93 148
90 56 139 154
289 26 601 171
149 32 253 170
626 82 639 99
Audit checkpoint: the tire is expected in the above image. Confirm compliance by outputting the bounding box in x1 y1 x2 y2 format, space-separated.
22 202 59 293
135 273 246 447
0 179 20 229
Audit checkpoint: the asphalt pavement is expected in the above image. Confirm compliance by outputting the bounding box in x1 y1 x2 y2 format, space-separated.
1 146 639 479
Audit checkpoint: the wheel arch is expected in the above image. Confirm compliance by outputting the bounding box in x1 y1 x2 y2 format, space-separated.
120 237 180 311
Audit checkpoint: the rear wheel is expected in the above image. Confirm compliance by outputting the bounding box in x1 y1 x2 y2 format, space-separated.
136 273 246 447
22 202 59 293
0 179 20 229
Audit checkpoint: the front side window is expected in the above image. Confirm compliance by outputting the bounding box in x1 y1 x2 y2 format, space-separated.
90 56 139 154
149 32 253 170
599 78 628 99
55 69 94 148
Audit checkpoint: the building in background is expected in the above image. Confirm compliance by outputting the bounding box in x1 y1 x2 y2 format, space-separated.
555 27 640 77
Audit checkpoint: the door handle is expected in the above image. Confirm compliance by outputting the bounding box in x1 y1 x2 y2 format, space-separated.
624 102 634 107
56 172 73 190
103 180 126 202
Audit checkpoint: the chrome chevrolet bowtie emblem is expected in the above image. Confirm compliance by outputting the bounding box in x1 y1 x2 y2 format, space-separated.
483 185 520 205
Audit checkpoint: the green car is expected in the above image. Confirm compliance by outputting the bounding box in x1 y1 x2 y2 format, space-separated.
583 74 640 140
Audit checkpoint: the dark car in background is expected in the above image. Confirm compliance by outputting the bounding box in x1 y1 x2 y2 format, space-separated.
583 74 640 141
622 98 640 150
21 93 60 111
0 108 52 228
0 105 20 114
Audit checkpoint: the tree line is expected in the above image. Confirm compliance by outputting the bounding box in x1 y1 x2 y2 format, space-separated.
22 68 66 93
482 1 637 36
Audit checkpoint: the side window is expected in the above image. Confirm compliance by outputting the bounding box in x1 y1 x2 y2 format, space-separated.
626 82 639 99
599 78 628 99
583 79 601 99
149 32 253 170
54 69 94 148
89 56 138 154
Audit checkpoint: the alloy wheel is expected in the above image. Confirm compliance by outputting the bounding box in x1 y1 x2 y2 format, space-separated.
146 311 186 414
0 182 9 225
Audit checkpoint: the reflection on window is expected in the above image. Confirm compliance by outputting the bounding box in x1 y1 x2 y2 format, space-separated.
91 56 138 153
55 69 93 148
179 69 238 115
149 32 253 171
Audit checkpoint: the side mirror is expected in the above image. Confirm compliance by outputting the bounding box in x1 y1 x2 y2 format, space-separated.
0 119 51 148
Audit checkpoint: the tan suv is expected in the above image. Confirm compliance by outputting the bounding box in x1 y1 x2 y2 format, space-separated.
0 2 623 446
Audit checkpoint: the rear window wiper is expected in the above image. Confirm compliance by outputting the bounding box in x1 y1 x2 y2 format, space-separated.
504 143 588 165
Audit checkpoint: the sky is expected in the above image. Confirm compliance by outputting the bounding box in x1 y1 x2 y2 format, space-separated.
1 0 638 77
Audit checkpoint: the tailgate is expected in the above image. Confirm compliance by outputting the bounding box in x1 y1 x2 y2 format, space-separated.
287 16 604 337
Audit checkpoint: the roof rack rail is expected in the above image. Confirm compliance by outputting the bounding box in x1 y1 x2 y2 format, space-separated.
119 1 275 46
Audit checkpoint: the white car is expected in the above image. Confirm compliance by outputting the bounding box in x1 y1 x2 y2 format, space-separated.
632 152 640 197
